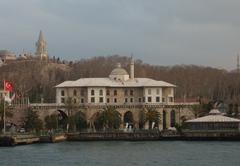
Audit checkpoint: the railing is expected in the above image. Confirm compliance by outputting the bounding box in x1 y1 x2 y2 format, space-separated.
24 102 199 110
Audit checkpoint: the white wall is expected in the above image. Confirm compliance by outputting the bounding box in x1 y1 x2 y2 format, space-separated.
143 87 162 103
87 87 106 103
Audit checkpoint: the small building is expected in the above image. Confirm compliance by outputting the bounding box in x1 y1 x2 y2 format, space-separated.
185 109 240 131
0 50 16 63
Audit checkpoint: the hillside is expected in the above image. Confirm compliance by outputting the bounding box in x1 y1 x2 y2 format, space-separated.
0 55 240 104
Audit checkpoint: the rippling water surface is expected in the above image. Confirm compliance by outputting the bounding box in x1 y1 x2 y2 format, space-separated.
0 141 240 166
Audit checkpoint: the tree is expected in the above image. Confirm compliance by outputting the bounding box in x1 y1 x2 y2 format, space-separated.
146 108 160 129
138 109 146 129
23 107 43 132
44 114 58 130
74 111 87 131
191 103 211 118
0 99 13 131
95 106 122 130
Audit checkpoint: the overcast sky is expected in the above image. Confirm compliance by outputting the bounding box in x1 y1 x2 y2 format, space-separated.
0 0 240 70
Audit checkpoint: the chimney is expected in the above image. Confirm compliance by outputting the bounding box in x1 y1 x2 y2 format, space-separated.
130 57 134 79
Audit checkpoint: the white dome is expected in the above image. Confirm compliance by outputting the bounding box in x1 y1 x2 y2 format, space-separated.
110 63 129 76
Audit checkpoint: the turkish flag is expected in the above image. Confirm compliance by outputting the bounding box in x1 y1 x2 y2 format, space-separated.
4 80 13 92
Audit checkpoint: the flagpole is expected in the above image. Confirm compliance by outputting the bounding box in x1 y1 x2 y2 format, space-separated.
3 80 6 134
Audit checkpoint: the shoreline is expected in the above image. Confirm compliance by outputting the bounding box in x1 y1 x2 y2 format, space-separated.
2 131 240 146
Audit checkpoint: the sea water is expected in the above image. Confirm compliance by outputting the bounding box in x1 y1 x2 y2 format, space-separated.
0 141 240 166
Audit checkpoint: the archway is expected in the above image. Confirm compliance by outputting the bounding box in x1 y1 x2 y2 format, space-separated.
170 110 176 127
162 110 167 130
124 111 134 128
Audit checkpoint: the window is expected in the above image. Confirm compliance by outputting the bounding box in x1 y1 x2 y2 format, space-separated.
106 90 110 96
99 97 103 103
114 98 117 103
91 90 95 96
114 90 117 96
156 97 160 102
124 90 128 96
61 98 65 103
130 98 134 103
99 89 103 96
162 97 165 102
138 98 142 102
73 89 77 96
73 98 77 104
125 98 128 103
130 90 134 96
91 97 95 103
81 89 84 96
169 97 173 102
156 89 160 95
148 89 151 95
81 98 84 103
107 98 110 103
61 90 65 96
148 97 152 102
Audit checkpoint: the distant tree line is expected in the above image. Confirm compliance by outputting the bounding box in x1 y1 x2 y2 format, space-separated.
0 55 240 106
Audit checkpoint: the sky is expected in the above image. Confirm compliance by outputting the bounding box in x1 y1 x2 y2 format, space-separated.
0 0 240 70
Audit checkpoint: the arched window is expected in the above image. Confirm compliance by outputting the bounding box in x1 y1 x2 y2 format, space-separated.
130 90 134 96
91 89 95 96
61 90 65 96
114 90 117 96
73 89 77 96
106 90 110 96
99 89 103 96
170 110 176 127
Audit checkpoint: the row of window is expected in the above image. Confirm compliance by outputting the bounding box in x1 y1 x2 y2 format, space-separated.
61 98 85 104
61 88 166 97
61 96 173 104
61 89 136 97
61 90 85 97
147 89 161 95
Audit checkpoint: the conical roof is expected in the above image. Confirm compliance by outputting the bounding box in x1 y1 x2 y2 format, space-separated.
38 30 44 42
186 109 240 123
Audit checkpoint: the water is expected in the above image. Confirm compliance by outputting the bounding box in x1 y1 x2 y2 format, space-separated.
0 141 240 166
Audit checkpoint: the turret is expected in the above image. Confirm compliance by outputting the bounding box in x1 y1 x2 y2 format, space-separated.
35 30 48 60
130 57 134 79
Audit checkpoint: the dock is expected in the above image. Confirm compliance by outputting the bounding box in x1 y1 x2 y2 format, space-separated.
0 134 40 146
40 134 66 143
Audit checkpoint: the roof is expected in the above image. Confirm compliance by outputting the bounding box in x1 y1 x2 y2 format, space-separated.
55 77 176 88
186 114 240 123
209 109 221 115
110 68 129 75
110 63 129 75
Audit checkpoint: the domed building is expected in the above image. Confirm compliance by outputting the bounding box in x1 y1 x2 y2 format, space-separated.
185 109 240 131
55 58 195 130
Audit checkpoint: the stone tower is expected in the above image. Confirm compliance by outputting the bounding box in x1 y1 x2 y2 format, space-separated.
35 30 48 60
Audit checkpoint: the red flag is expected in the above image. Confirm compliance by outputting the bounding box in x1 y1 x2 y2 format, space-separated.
4 80 13 92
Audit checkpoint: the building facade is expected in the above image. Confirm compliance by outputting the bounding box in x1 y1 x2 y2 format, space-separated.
55 59 194 130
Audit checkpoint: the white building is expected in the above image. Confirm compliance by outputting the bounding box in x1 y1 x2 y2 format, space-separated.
55 59 176 106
